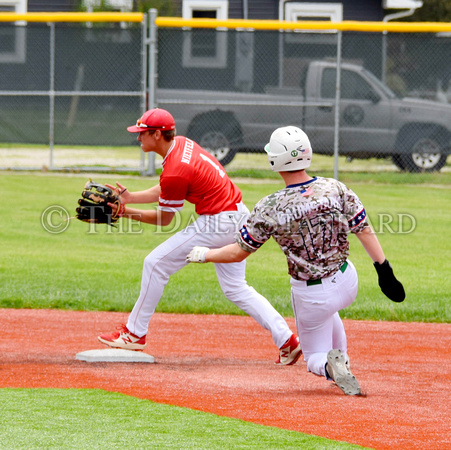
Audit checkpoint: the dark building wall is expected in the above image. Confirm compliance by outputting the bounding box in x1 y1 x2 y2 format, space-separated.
28 0 78 12
247 0 279 20
340 0 384 21
26 0 385 20
245 0 384 21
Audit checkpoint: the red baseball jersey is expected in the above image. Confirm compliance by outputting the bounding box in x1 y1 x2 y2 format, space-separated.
159 136 242 215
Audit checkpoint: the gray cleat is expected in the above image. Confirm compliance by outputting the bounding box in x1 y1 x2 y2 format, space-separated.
326 349 361 396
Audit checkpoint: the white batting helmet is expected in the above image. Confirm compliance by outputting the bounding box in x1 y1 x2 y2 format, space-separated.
264 126 312 172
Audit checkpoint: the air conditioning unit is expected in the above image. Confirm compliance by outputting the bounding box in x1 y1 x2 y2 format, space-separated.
0 0 27 14
383 0 423 9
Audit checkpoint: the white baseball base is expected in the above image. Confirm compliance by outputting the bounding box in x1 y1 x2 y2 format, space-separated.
76 348 155 363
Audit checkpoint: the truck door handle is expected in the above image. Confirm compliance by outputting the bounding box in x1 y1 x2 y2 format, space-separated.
318 106 333 112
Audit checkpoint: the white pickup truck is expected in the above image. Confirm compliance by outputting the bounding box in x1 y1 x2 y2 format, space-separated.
156 60 451 172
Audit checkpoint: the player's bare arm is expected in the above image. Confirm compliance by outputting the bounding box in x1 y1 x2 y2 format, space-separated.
187 243 251 264
107 201 175 226
207 243 250 263
354 227 385 263
126 184 161 204
121 207 174 226
106 182 161 204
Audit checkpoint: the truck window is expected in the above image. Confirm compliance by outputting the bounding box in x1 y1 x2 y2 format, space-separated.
321 68 376 100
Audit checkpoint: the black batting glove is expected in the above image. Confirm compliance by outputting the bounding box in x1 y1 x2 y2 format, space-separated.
373 259 406 303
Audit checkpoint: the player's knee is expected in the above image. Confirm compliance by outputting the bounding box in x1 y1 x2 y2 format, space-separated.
143 251 181 279
219 279 246 295
143 253 163 273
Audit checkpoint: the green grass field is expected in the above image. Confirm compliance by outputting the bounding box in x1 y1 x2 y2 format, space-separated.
0 172 449 322
1 171 449 449
0 389 367 449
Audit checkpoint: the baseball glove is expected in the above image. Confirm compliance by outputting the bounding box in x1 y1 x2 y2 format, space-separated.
373 259 405 303
76 180 121 226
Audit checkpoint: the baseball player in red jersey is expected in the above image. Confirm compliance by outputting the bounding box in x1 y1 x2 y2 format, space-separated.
187 126 405 395
98 109 301 365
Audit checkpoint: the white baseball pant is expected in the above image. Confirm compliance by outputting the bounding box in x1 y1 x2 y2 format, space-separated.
290 260 359 377
127 202 292 348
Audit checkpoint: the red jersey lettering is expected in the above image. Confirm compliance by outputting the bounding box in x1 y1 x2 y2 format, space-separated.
159 136 242 215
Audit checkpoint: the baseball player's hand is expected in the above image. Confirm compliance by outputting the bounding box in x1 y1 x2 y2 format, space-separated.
105 182 131 204
373 259 405 303
186 246 210 263
107 202 126 218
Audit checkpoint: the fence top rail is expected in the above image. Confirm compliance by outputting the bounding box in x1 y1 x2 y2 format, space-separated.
1 14 450 32
0 12 144 22
155 17 451 33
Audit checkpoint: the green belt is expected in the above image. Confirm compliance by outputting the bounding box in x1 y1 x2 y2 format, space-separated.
306 261 348 287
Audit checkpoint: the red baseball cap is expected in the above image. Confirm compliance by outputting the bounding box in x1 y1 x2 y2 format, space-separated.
127 108 176 133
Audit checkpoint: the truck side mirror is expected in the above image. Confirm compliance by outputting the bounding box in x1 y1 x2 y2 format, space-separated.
366 91 381 104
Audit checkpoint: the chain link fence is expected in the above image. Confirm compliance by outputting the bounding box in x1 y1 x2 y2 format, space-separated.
1 14 451 179
156 23 451 177
0 16 147 172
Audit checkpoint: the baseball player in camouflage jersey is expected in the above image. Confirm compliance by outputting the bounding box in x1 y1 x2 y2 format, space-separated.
187 126 405 396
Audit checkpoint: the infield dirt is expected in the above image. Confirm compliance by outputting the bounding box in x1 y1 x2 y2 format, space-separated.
1 308 449 449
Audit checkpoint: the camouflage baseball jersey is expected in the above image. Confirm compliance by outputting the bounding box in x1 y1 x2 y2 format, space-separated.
237 176 369 280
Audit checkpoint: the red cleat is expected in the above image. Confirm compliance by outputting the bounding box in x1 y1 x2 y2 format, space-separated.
275 334 302 365
98 324 146 351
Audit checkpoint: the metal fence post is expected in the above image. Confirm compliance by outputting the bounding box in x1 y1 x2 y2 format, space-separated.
144 8 158 176
49 22 55 170
333 30 342 180
140 16 148 115
139 14 147 175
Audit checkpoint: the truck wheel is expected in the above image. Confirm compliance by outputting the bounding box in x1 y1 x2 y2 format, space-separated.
394 136 447 172
188 115 241 166
197 129 238 166
392 154 406 170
